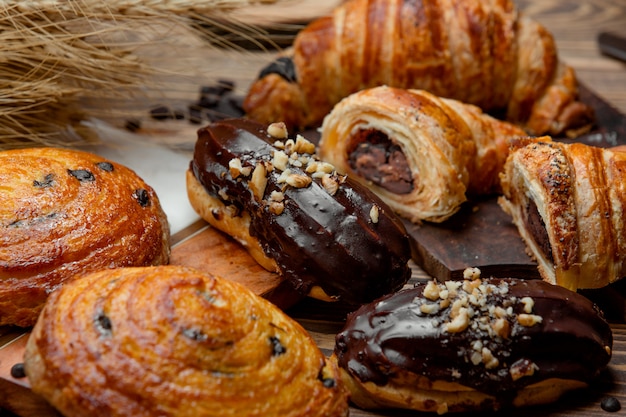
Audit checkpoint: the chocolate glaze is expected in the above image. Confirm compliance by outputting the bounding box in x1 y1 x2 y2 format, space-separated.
190 118 412 305
334 277 612 404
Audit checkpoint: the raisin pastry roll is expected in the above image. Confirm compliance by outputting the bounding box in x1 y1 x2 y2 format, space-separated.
318 86 527 223
499 139 626 290
0 147 170 328
24 265 349 417
243 0 593 136
332 269 612 413
187 118 412 306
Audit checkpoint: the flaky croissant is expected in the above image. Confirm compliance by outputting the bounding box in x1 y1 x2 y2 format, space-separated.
318 86 527 223
499 139 626 290
24 265 350 417
243 0 593 136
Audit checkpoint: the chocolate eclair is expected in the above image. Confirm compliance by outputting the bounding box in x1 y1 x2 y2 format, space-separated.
187 118 412 306
332 268 613 413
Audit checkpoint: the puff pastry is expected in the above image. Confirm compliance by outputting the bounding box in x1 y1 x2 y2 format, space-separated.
243 0 593 136
332 270 612 413
318 86 527 223
188 118 412 305
24 265 350 417
499 139 626 290
0 147 170 327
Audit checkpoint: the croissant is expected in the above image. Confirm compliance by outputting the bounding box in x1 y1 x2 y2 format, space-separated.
24 265 350 417
318 86 527 223
498 139 626 290
243 0 593 136
0 147 170 327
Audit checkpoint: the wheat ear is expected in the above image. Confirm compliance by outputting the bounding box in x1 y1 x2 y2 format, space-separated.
0 0 282 149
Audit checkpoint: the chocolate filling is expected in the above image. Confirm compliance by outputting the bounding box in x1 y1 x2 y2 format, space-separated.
524 200 553 263
258 57 297 83
348 129 413 194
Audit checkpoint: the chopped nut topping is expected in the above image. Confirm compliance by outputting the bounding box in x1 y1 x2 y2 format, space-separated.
423 281 440 301
369 204 380 223
322 174 339 196
412 268 545 372
463 267 481 280
270 190 284 202
293 134 316 155
272 151 289 171
445 307 469 333
517 313 543 327
509 358 539 381
249 163 268 201
521 296 534 314
286 173 312 188
269 201 285 215
267 122 288 139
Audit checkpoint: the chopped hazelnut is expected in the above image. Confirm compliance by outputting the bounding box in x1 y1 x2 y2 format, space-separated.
423 281 440 301
463 267 481 280
267 122 288 139
322 174 339 196
445 307 469 333
369 205 379 223
272 151 289 171
517 313 543 327
269 201 285 215
521 297 535 314
286 173 312 188
293 134 316 154
249 163 268 201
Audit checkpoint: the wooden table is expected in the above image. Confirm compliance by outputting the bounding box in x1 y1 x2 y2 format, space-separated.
1 0 626 416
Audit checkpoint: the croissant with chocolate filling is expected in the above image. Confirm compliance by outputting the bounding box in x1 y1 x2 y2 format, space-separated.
24 265 349 417
319 86 527 223
332 270 612 413
187 118 412 306
0 147 170 328
243 0 593 136
499 140 626 290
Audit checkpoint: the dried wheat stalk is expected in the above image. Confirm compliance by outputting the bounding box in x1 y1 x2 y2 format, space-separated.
0 0 281 149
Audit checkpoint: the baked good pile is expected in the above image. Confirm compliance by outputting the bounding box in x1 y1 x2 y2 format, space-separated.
2 0 623 415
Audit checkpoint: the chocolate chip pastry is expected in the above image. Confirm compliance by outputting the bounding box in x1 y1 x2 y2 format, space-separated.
331 269 613 414
319 86 528 223
24 265 350 417
243 0 593 136
187 118 412 306
499 139 626 290
0 147 170 327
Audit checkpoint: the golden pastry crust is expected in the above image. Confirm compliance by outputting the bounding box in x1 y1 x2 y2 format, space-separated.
243 0 593 136
499 139 626 290
0 147 170 327
24 265 349 417
319 86 527 223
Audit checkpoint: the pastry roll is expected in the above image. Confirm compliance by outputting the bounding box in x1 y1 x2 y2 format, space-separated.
243 0 593 136
0 147 170 327
499 139 626 290
332 269 612 413
187 118 412 305
318 86 527 223
24 265 350 417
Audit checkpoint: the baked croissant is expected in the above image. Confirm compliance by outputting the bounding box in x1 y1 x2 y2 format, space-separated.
0 147 170 328
24 265 350 417
499 139 626 290
318 86 527 223
243 0 593 136
332 270 612 413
